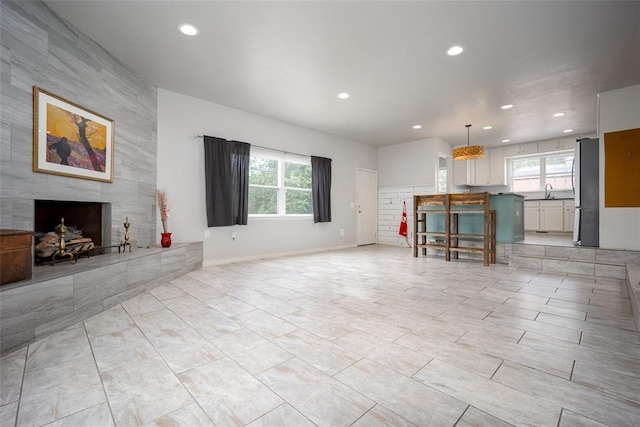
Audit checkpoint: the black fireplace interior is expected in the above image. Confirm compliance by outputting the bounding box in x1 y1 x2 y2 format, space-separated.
34 200 110 248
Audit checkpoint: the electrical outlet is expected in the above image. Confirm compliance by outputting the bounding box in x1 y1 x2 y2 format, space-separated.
231 231 238 240
340 228 345 237
204 230 210 238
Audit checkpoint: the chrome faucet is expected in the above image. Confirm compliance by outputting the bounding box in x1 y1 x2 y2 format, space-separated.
545 183 554 199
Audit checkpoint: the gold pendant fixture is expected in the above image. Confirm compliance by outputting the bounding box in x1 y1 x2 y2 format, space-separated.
453 124 485 160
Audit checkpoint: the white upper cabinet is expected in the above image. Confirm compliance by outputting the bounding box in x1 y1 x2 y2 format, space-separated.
474 154 491 185
453 154 491 186
504 142 538 157
539 137 575 153
489 147 506 185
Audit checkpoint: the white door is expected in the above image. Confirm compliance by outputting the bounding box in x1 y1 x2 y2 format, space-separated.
356 168 377 246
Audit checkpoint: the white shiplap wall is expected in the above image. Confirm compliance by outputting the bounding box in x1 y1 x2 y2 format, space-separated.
378 185 436 245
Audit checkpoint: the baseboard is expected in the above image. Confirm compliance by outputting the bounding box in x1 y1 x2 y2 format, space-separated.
203 243 358 266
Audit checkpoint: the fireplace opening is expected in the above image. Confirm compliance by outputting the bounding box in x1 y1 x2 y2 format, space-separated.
34 200 112 265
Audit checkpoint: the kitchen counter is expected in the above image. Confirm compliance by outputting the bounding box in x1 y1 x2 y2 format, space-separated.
421 193 524 243
525 197 574 201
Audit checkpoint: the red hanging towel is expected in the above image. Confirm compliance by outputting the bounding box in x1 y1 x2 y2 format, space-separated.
398 201 408 237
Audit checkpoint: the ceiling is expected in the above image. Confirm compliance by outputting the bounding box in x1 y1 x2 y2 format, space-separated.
43 1 640 148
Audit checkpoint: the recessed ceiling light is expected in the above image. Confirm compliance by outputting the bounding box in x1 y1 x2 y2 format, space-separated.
412 125 422 129
553 112 565 117
502 139 511 143
446 46 463 56
179 24 199 36
483 126 493 130
563 129 573 133
337 92 350 99
501 104 513 110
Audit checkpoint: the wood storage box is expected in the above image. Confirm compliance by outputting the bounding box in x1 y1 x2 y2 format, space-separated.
1 230 34 285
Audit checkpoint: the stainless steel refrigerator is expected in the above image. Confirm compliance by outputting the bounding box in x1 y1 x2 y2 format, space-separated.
573 138 599 246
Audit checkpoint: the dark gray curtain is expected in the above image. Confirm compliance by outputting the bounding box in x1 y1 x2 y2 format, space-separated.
311 156 332 223
203 136 251 227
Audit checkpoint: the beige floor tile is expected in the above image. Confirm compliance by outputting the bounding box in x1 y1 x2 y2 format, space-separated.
571 361 640 404
147 283 186 300
212 328 294 375
283 310 354 340
0 401 18 427
351 404 417 426
258 358 373 426
273 329 361 375
102 356 193 426
245 403 314 427
18 354 105 426
84 305 136 338
456 406 513 427
232 309 298 340
25 328 91 372
120 292 165 316
45 402 114 427
334 330 431 376
558 409 608 427
457 329 574 379
178 357 283 426
519 332 640 379
0 347 27 405
145 402 214 426
147 327 225 373
90 327 158 372
414 359 561 426
162 295 244 340
205 295 255 316
131 308 190 338
334 358 467 426
493 361 640 426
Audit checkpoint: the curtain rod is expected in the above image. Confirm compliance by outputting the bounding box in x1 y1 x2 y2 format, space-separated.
193 134 309 158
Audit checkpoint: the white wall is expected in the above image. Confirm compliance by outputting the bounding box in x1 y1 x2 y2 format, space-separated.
598 84 640 250
378 137 452 187
157 89 377 264
378 185 435 246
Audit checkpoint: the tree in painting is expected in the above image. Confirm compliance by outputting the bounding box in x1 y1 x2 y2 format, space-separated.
46 104 107 172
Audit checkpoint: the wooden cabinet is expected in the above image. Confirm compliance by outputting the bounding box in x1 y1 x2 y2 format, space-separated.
524 201 541 231
489 147 506 185
540 200 564 231
1 230 34 285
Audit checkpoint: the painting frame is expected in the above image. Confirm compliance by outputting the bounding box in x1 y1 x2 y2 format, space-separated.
33 86 114 183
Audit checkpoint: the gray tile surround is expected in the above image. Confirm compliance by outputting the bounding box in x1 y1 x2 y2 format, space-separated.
0 242 203 356
1 0 158 248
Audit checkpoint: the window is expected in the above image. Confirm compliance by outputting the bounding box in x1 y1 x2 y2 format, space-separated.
509 151 574 192
248 152 312 216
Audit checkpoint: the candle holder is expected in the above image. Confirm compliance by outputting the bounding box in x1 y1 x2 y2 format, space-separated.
119 216 131 253
52 217 77 265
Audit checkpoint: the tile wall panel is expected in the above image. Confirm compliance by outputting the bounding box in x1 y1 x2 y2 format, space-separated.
0 0 157 248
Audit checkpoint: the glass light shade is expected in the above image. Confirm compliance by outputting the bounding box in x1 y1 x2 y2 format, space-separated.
453 145 485 160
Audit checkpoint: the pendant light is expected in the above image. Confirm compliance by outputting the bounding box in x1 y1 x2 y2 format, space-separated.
453 124 485 160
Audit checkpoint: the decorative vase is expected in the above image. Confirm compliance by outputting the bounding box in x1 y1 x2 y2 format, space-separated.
161 232 172 248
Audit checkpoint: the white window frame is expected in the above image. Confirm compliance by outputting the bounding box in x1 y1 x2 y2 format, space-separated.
508 150 574 193
249 150 313 218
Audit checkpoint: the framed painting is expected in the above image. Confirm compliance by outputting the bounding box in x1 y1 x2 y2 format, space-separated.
33 86 114 182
